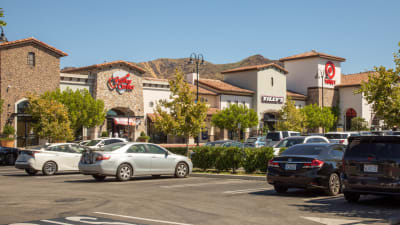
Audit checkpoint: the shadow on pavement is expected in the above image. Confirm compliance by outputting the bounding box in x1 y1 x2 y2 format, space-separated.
250 188 327 198
64 175 177 183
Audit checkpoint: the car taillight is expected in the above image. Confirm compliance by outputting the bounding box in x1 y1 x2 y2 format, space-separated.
268 159 280 168
96 155 111 161
339 140 345 144
303 159 324 168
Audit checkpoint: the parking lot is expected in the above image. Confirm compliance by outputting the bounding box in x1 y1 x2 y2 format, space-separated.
0 166 398 225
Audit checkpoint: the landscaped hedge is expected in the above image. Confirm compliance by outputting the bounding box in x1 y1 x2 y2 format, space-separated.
192 146 274 173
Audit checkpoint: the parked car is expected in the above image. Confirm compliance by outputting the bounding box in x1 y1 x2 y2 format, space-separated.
79 140 91 146
267 143 346 196
324 132 359 145
358 131 372 136
204 140 243 148
342 136 400 202
15 143 85 175
244 136 266 148
0 147 19 165
273 136 330 155
266 131 300 147
79 142 193 181
85 138 127 149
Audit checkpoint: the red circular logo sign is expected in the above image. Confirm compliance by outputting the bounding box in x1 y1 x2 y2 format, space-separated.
325 61 335 79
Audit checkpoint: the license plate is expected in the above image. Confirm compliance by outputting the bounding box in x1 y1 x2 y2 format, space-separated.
364 164 378 173
285 164 297 170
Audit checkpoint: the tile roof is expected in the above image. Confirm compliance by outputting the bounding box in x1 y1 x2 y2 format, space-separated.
336 71 378 87
287 90 307 100
0 37 68 57
188 83 218 96
197 79 254 95
221 63 288 74
61 60 146 74
279 50 345 62
143 77 169 82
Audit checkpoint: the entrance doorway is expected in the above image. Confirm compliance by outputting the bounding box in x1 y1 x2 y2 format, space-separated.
263 113 277 131
106 108 135 140
345 108 357 131
16 100 38 147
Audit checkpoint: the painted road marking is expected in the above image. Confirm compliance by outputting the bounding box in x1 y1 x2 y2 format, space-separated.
35 174 84 179
94 212 193 225
303 195 343 202
108 177 207 185
224 187 271 194
302 216 383 225
160 179 252 188
8 215 145 225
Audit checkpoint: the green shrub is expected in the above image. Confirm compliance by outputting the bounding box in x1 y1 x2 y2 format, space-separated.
279 147 287 156
192 146 215 171
256 147 274 173
165 147 189 156
137 132 150 142
242 148 258 173
213 147 242 173
101 131 109 137
2 124 15 139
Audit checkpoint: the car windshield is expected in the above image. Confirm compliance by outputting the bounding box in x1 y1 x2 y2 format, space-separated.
29 144 50 150
86 140 102 146
245 138 258 143
267 133 280 141
281 145 325 156
346 141 400 158
100 142 128 152
325 134 348 139
276 138 304 148
290 133 300 136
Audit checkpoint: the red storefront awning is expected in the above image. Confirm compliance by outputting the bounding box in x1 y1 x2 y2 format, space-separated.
113 118 135 126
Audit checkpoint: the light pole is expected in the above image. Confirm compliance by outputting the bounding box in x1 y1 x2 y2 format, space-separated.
188 53 204 145
316 70 327 133
0 26 7 43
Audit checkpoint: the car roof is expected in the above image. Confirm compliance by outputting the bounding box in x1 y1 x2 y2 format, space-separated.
349 135 400 142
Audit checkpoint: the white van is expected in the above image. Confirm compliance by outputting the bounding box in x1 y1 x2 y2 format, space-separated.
324 132 359 145
266 131 300 146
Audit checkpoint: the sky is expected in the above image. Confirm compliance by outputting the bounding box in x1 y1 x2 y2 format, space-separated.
2 0 400 74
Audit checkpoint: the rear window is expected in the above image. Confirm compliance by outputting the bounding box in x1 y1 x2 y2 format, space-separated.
86 140 102 146
345 141 400 158
281 145 325 156
100 142 128 152
267 133 281 141
289 132 300 137
325 134 348 139
246 138 257 143
276 138 304 148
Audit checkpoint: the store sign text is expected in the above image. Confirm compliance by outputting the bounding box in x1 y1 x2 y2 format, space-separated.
323 61 336 85
261 96 284 104
107 72 135 94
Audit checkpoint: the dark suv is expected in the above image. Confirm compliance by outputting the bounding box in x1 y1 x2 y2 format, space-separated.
342 136 400 202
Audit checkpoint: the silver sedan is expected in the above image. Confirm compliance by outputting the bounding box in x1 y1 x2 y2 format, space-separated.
79 142 193 181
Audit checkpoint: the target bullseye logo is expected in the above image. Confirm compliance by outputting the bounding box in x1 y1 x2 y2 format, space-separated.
325 61 335 79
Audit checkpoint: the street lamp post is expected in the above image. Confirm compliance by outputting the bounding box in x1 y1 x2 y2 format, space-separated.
188 53 204 146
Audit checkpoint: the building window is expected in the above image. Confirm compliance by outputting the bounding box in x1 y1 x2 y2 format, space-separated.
27 52 35 66
149 101 154 107
235 100 239 105
271 77 274 87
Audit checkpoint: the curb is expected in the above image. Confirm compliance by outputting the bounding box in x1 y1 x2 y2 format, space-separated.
191 173 266 181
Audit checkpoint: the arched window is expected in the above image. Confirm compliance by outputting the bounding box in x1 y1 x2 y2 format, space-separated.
27 52 35 66
271 77 274 87
345 108 357 131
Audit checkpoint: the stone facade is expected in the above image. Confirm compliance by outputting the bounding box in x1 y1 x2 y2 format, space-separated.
0 42 62 132
307 87 339 107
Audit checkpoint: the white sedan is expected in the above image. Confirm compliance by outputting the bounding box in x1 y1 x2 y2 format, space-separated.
15 143 85 176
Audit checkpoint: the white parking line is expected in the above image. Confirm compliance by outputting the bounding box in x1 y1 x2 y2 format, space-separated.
35 174 84 179
41 220 74 225
108 177 207 185
303 195 343 202
160 179 251 188
224 187 271 194
94 212 193 225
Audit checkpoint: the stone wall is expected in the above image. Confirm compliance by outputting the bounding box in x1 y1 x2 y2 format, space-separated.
0 43 60 131
307 87 339 107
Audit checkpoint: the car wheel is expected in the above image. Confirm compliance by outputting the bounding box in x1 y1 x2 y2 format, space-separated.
326 173 341 196
274 184 288 194
344 192 360 203
25 169 38 176
42 161 57 176
175 162 188 178
116 163 132 181
92 175 106 181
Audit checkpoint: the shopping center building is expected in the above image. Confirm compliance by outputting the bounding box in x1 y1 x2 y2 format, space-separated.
0 35 381 147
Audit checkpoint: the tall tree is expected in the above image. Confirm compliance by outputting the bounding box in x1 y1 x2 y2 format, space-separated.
28 95 73 142
350 117 369 131
154 70 208 150
211 104 258 140
41 88 106 136
276 97 304 132
356 42 400 128
0 8 6 27
301 104 336 132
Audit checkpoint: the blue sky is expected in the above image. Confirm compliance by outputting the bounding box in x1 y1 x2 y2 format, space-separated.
2 0 400 74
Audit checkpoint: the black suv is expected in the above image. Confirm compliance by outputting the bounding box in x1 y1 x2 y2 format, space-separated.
342 136 400 202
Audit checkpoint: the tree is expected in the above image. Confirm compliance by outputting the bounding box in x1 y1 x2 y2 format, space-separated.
301 104 336 132
356 42 400 128
276 97 304 132
350 117 369 131
0 8 6 27
211 104 258 140
28 95 73 142
154 70 208 151
41 88 106 136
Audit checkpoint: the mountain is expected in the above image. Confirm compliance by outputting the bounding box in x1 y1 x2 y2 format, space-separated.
137 54 281 80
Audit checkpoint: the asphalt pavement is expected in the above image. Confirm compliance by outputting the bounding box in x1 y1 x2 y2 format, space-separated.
0 166 398 225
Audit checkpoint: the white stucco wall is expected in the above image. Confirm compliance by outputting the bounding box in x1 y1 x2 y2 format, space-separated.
338 86 363 126
317 58 342 88
143 87 171 115
220 95 252 109
294 100 306 109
